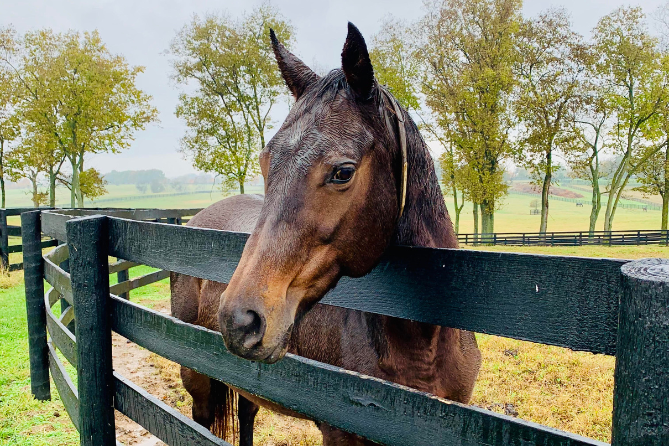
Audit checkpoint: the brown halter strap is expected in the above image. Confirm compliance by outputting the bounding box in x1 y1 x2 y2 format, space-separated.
380 87 408 219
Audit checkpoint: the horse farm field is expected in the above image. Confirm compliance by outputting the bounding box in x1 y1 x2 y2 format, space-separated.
3 246 666 445
4 181 666 234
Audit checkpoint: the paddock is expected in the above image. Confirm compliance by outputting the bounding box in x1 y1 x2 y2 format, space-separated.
21 208 669 445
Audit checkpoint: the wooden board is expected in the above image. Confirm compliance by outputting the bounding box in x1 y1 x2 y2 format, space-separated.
111 296 607 446
45 289 77 367
48 342 79 431
114 373 231 446
109 269 170 296
44 255 74 306
107 217 626 355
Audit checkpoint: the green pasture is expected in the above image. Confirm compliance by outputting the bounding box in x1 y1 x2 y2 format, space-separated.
447 191 665 234
0 264 168 446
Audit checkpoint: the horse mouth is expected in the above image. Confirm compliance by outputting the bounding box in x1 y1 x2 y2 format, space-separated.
223 323 294 364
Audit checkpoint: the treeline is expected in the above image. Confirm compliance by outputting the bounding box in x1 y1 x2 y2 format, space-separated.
3 1 669 238
0 29 157 208
369 0 669 236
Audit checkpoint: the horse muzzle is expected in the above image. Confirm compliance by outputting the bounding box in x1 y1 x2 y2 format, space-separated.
218 295 297 363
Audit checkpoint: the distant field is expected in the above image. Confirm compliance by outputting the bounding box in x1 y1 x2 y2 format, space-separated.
4 180 666 233
447 191 665 234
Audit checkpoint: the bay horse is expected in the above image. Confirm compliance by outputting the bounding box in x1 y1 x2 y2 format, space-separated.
170 23 481 446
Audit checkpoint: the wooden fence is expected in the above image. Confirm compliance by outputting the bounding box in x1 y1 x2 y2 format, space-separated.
22 209 669 445
458 229 669 246
1 207 201 271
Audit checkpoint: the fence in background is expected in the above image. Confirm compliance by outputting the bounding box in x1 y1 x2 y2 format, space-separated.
458 229 669 246
22 208 669 446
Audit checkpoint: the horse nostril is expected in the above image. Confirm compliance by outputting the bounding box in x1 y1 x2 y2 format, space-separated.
231 308 265 349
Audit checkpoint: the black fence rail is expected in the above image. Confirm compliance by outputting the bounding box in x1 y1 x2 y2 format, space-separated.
0 207 202 271
458 229 669 246
21 208 669 445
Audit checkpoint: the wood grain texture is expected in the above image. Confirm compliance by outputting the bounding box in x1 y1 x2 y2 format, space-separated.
43 257 73 306
114 372 231 446
48 342 79 431
45 289 77 367
107 217 627 355
41 211 74 241
67 215 116 446
612 258 669 446
44 243 69 265
109 269 169 296
111 296 606 446
21 210 50 401
108 259 139 274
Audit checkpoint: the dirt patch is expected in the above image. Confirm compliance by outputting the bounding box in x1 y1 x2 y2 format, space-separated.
112 297 321 446
511 182 584 198
112 298 173 446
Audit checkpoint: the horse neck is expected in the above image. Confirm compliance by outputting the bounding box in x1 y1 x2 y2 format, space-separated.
392 121 457 250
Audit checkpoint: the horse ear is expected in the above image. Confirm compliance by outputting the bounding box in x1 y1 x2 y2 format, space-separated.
341 22 375 100
270 29 319 99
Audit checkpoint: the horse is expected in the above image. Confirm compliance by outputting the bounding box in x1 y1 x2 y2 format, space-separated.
170 23 481 446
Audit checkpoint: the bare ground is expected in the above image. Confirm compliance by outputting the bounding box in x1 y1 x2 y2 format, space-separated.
112 298 322 446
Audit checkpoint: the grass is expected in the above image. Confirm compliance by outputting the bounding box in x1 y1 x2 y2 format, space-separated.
0 270 78 446
1 245 667 445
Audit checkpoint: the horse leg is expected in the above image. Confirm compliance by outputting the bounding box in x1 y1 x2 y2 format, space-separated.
238 395 259 446
181 366 214 428
319 423 375 446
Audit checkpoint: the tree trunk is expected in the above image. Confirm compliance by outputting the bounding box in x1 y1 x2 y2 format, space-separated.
589 160 601 237
662 193 668 231
77 159 84 207
472 202 479 246
452 185 460 235
0 139 4 209
70 166 78 208
539 151 552 235
660 147 669 231
589 180 601 236
239 180 245 195
480 200 494 243
31 176 39 208
49 167 57 208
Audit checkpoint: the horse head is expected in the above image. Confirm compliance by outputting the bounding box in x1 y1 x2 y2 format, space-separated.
218 23 410 362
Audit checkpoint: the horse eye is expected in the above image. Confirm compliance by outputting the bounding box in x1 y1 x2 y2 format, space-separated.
331 166 355 184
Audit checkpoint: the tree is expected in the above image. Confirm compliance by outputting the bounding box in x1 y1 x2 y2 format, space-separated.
7 30 157 207
514 9 588 234
566 87 611 235
171 6 292 194
634 141 669 229
369 17 421 111
438 143 467 234
420 0 521 236
5 140 49 207
370 18 471 234
594 7 669 231
0 27 20 208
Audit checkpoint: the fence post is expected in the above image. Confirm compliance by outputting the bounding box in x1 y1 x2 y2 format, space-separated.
612 259 669 445
0 209 8 269
67 215 116 446
21 210 50 401
117 268 130 300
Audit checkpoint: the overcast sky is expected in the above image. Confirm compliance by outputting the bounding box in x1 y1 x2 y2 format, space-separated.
1 0 665 177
